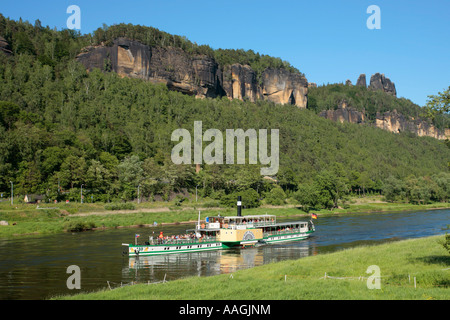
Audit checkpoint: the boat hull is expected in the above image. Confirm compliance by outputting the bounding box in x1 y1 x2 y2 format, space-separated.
124 241 224 256
221 239 259 248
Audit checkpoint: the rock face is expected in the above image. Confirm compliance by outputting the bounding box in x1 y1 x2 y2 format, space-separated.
369 73 396 97
77 38 222 98
261 68 308 108
356 74 366 87
76 38 308 107
222 64 261 102
319 100 365 124
0 36 12 55
319 101 449 140
375 110 448 140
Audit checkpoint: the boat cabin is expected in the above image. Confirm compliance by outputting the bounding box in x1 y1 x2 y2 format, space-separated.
204 216 225 229
262 221 311 235
221 214 276 229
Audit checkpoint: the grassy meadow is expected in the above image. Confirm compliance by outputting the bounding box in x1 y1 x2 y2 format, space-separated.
53 235 450 300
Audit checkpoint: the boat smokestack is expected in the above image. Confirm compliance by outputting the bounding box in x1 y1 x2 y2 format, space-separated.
237 196 242 216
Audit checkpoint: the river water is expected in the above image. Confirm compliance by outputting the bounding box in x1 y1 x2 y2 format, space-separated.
0 209 448 300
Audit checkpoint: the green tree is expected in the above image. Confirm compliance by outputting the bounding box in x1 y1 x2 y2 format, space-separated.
431 172 450 202
220 188 260 208
265 186 287 205
86 160 113 194
59 155 87 190
39 146 67 177
383 176 406 202
423 86 450 119
141 157 164 198
16 160 42 195
13 31 35 55
0 101 20 129
117 155 143 201
356 171 375 196
313 168 349 209
293 183 320 212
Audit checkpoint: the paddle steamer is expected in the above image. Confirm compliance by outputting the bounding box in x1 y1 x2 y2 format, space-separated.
123 196 315 256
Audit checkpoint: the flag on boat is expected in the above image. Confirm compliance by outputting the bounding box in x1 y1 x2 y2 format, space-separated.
135 234 140 238
311 213 318 219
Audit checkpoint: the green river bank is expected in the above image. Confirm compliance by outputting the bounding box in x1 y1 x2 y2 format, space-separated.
53 235 449 300
0 197 449 238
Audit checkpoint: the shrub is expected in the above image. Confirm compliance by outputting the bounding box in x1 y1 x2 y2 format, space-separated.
201 201 220 208
104 203 136 211
440 226 450 254
441 233 450 254
174 195 185 207
265 186 287 205
63 221 96 232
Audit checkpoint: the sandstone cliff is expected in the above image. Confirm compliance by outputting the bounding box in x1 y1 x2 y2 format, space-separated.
369 73 396 97
221 63 261 102
76 38 308 107
319 100 365 124
319 100 448 140
375 110 448 140
77 38 222 98
356 74 366 87
261 68 308 108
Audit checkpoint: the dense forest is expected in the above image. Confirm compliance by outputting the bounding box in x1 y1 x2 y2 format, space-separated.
0 14 449 209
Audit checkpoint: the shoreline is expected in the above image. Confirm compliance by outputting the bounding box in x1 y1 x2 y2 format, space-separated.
1 201 449 238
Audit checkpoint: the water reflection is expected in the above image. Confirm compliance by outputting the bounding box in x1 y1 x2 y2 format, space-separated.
124 249 258 282
124 238 317 282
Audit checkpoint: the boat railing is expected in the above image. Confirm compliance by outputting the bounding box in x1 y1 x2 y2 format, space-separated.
143 236 219 246
263 228 305 237
224 221 276 229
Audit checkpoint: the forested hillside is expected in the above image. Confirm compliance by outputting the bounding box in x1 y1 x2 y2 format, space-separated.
0 14 449 209
308 83 449 131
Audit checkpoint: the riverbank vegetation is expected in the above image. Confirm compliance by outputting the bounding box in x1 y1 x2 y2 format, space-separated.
0 196 449 238
53 235 450 300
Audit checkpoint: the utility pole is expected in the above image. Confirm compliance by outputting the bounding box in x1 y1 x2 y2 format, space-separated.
9 181 13 206
137 185 140 204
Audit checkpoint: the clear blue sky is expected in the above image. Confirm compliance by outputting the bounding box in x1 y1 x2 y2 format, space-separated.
1 0 449 106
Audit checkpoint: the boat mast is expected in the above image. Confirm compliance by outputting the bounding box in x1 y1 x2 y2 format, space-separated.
196 210 201 238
